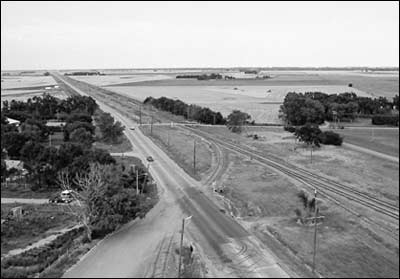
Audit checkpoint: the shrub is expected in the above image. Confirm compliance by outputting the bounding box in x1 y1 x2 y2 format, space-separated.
284 126 296 133
318 131 343 146
371 115 399 126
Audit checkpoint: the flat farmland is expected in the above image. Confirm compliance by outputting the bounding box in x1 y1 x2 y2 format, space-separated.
109 70 399 99
1 75 57 90
105 85 370 124
71 74 173 86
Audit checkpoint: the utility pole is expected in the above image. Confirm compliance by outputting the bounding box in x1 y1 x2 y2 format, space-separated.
49 133 52 147
167 128 170 147
136 171 139 195
150 116 153 136
178 216 192 278
139 105 142 126
304 189 325 275
310 145 313 164
193 139 196 174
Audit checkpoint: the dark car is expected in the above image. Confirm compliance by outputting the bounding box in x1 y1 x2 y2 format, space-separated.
146 156 154 162
49 191 73 204
49 194 64 203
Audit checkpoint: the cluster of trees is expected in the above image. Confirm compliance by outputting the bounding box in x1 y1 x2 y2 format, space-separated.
286 123 343 147
176 73 223 80
1 93 125 189
2 93 98 121
93 110 125 143
280 92 399 126
226 110 252 133
64 71 104 76
143 96 226 125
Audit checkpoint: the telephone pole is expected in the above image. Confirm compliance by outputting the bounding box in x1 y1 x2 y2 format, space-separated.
150 116 153 136
304 189 325 274
139 105 142 126
193 139 196 174
136 171 139 195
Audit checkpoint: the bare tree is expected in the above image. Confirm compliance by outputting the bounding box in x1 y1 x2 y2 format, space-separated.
57 163 105 242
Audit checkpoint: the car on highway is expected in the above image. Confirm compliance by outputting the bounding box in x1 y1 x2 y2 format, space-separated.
146 156 154 162
130 127 135 130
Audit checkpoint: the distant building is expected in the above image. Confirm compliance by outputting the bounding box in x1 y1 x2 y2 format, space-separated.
5 159 28 177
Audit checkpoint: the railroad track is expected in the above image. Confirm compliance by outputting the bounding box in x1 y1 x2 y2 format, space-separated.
184 126 399 221
57 75 399 227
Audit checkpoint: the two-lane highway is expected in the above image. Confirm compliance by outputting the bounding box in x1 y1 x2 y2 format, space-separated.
54 73 291 278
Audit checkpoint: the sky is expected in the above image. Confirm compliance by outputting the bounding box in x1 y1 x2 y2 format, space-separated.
1 1 399 70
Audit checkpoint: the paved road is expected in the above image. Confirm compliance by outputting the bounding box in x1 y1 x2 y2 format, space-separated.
55 73 291 278
1 198 49 204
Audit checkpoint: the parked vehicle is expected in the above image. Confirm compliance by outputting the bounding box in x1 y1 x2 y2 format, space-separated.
49 190 73 204
146 156 154 162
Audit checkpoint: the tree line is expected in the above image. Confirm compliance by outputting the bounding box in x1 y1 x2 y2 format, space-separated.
176 73 223 80
280 92 399 126
143 96 226 125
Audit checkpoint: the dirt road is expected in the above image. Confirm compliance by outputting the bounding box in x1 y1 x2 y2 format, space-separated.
56 73 291 278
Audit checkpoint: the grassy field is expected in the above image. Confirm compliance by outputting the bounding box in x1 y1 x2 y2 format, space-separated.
213 141 399 277
1 203 77 255
1 182 57 199
328 127 399 157
140 125 213 181
197 126 399 205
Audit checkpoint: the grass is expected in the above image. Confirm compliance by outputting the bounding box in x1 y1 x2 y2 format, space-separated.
329 127 399 157
140 125 213 181
215 145 399 277
1 182 56 199
1 203 77 255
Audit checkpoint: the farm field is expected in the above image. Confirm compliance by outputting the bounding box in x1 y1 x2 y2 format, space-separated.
71 74 173 86
105 85 370 124
1 75 57 90
108 70 399 99
1 75 66 106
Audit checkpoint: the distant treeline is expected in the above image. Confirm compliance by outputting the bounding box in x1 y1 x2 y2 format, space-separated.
280 92 399 126
143 96 226 125
64 71 104 76
176 73 224 80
